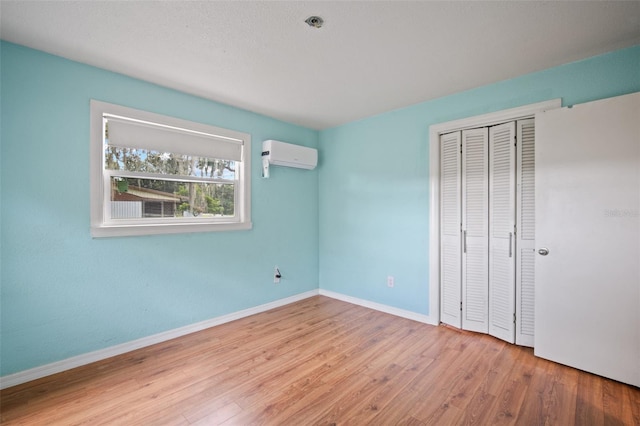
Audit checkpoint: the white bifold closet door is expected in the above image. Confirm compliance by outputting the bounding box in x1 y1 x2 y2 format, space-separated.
440 131 462 328
488 122 516 343
515 119 536 346
440 119 535 347
461 128 489 333
439 127 490 333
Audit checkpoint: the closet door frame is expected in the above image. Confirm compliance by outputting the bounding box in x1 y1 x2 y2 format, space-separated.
428 100 560 326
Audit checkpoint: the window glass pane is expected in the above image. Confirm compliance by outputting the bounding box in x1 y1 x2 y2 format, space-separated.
105 145 236 180
110 177 234 219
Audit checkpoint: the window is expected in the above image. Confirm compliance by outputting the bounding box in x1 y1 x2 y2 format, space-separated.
90 100 251 237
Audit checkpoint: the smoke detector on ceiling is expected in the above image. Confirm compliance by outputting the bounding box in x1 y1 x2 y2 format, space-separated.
305 16 324 28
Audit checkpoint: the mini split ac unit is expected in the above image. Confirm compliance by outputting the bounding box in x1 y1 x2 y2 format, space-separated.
261 140 317 178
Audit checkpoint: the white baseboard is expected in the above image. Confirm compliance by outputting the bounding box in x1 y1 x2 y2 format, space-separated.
0 290 319 390
1 289 437 390
319 289 438 326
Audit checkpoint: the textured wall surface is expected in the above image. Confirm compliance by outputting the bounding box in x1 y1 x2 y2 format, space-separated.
0 42 319 376
318 45 640 315
2 41 639 378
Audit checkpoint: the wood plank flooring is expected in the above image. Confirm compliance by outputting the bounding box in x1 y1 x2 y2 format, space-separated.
1 296 638 425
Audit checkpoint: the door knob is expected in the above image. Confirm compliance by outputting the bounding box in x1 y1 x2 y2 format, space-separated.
538 248 549 256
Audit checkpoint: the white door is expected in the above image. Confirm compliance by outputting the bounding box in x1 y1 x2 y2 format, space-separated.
440 131 462 328
461 128 489 333
489 122 517 343
515 119 536 347
534 92 640 387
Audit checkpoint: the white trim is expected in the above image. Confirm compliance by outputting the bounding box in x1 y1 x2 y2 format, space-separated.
429 100 561 136
90 220 253 238
0 290 319 390
319 289 438 326
428 99 561 327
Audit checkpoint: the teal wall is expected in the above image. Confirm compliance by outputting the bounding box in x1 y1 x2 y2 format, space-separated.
0 42 319 376
318 45 640 315
2 40 639 378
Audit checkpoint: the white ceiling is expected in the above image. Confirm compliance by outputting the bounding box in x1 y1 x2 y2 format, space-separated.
1 1 639 130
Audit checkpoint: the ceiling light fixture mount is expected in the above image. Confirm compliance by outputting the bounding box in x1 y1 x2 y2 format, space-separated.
305 16 323 28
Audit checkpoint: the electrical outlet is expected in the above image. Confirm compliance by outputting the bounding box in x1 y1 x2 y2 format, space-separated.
274 266 281 284
387 276 394 288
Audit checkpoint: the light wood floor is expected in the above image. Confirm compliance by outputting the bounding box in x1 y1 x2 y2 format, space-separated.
1 296 638 425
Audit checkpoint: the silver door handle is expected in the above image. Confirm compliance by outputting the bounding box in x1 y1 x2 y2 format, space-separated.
538 248 549 256
463 230 467 253
508 232 513 258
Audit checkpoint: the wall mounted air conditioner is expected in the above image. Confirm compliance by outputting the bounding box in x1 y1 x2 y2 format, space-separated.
261 140 317 178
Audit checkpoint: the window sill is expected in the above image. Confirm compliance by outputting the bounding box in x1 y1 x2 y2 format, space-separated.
91 221 253 238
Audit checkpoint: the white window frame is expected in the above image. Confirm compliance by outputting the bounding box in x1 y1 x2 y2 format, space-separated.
90 100 252 237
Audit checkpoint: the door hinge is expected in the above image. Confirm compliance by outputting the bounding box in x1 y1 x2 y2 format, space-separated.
460 301 463 312
513 313 516 324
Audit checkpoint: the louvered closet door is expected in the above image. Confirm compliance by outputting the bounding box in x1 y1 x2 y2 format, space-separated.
440 131 462 328
461 128 489 333
489 122 516 343
516 119 535 347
